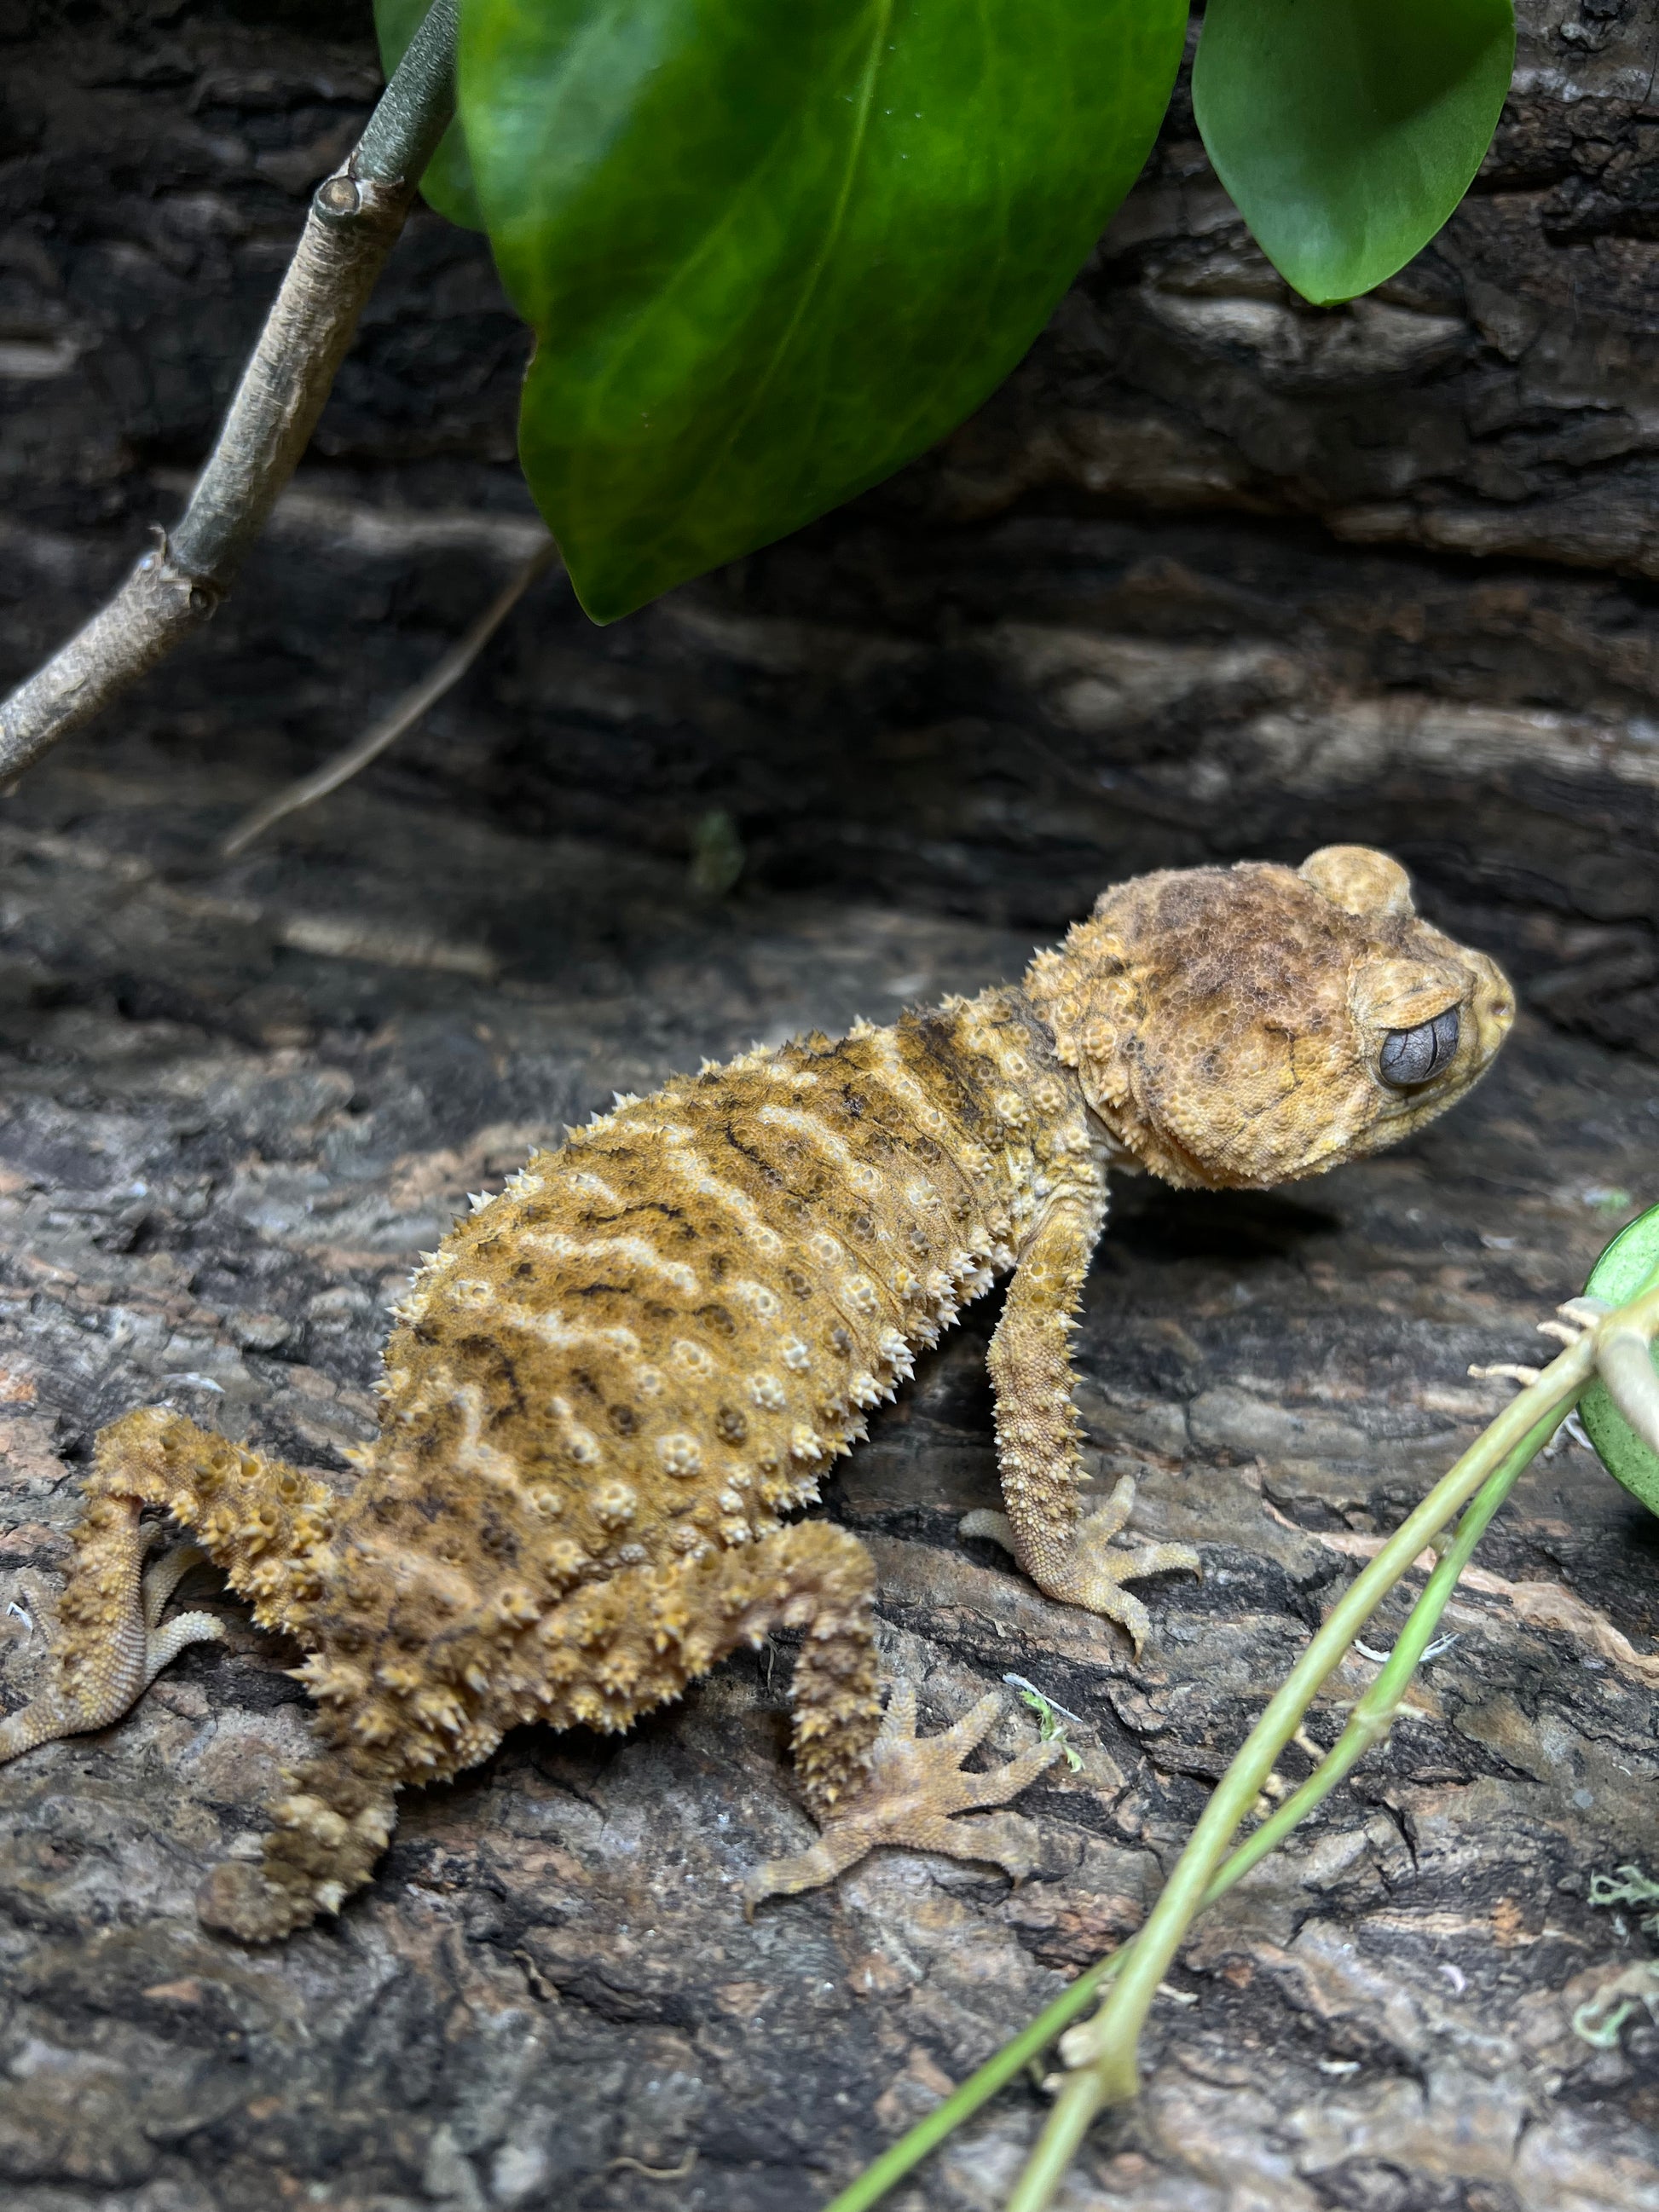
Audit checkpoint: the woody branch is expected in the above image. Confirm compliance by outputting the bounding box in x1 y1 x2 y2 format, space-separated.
0 0 460 788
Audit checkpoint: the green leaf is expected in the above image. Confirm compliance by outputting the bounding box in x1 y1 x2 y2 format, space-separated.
1192 0 1514 307
460 0 1187 621
1580 1201 1659 1518
375 0 485 231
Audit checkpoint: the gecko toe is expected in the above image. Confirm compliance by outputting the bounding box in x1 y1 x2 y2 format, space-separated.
743 1685 1063 1910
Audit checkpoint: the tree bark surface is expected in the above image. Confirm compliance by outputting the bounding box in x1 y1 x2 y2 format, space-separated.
3 4 1659 2209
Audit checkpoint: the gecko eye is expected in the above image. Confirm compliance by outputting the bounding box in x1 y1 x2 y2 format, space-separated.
1378 1007 1460 1089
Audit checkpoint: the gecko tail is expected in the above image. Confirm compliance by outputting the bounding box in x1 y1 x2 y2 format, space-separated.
0 1689 80 1763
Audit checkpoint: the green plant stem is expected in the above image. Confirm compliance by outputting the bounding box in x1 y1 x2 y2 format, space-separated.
830 1282 1659 2212
822 1950 1128 2212
1204 1404 1556 1899
823 1401 1553 2212
1001 1331 1600 2212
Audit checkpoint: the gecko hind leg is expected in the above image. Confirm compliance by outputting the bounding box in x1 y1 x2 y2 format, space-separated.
511 1519 1060 1915
743 1680 1064 1913
1 1405 335 1767
205 1516 889 1943
616 1522 1061 1912
0 1495 224 1762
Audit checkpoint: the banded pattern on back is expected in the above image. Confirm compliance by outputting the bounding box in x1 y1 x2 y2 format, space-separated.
348 992 1085 1645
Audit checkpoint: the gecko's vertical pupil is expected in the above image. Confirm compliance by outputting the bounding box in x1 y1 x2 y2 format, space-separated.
1379 1006 1460 1088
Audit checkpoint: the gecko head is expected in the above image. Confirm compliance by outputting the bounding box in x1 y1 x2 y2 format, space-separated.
1025 846 1514 1190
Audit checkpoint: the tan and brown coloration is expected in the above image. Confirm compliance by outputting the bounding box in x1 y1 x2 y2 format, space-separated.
0 849 1513 1941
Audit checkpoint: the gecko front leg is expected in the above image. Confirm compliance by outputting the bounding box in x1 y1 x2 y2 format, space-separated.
966 1195 1199 1653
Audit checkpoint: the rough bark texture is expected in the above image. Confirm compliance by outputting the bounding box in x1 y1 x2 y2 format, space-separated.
3 3 1659 2209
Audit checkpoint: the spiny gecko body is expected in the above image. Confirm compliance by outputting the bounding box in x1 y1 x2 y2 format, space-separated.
0 848 1512 1940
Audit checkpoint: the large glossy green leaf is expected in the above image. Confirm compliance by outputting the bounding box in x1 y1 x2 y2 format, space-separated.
1192 0 1513 307
375 0 485 231
461 0 1188 621
1580 1203 1659 1520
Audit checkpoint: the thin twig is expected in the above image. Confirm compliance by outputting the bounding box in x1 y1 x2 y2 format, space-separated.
221 538 558 856
0 0 460 787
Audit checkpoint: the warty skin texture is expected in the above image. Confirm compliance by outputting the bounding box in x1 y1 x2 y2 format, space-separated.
0 846 1514 1941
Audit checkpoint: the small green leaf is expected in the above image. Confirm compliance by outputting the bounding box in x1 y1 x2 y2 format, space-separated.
1015 1682 1084 1769
1579 1201 1659 1518
688 807 744 898
1192 0 1514 307
460 0 1187 621
375 0 485 231
1587 1185 1634 1216
1589 1864 1659 1917
1572 1964 1659 2052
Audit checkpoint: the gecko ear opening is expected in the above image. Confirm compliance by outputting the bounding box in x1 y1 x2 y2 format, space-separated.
1022 916 1137 1118
1299 846 1414 921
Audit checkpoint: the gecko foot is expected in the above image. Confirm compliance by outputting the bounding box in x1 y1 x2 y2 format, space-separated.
742 1684 1063 1915
0 1500 223 1764
961 1475 1199 1655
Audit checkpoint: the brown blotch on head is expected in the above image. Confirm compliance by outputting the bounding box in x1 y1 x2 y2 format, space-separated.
1025 846 1513 1190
